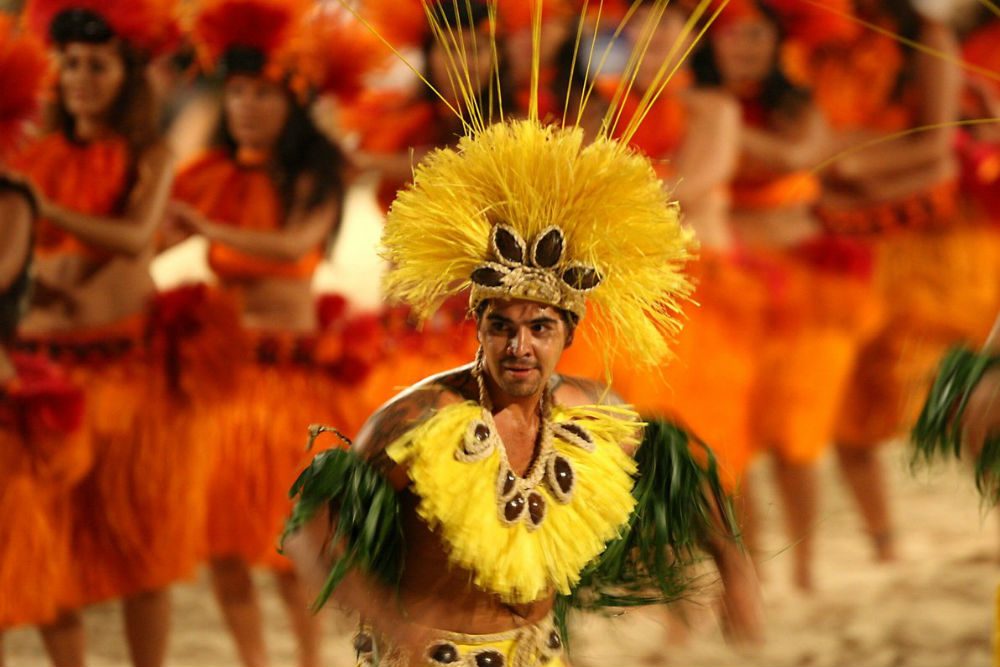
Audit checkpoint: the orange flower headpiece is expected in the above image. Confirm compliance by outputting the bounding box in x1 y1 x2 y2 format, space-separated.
765 0 860 49
313 5 389 102
0 16 48 161
24 0 179 58
707 0 859 47
190 0 321 97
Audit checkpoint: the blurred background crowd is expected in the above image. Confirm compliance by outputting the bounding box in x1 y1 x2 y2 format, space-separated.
0 0 998 665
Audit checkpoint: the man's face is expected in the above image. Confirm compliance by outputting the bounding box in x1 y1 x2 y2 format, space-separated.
477 299 570 399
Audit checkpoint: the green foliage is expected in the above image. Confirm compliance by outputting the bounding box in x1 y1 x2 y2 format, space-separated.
282 427 404 611
911 346 1000 503
554 418 738 642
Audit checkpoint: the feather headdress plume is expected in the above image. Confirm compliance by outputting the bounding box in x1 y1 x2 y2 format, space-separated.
191 0 381 101
24 0 179 57
381 120 693 367
190 0 317 94
378 1 704 368
0 16 48 161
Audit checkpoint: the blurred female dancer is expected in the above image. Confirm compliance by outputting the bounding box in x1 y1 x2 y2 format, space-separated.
0 17 90 667
170 1 373 664
9 1 198 665
692 0 881 589
799 0 997 562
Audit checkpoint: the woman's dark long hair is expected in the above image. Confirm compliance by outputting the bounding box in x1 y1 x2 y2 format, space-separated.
215 86 348 233
691 0 810 122
863 0 927 103
46 9 159 156
421 1 511 132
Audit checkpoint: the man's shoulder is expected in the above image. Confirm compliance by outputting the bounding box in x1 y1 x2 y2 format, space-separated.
352 364 478 464
552 373 625 408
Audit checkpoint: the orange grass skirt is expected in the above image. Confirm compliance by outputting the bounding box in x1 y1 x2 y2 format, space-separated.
747 243 883 464
199 353 356 569
557 252 764 489
837 226 1000 446
19 320 208 606
0 406 88 627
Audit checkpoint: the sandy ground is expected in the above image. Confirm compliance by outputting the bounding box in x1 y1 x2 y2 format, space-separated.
4 442 997 667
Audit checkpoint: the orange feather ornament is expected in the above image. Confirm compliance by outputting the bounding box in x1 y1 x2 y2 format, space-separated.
23 0 179 57
0 15 48 161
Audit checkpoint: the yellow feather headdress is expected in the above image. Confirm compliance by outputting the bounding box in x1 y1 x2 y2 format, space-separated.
375 0 707 369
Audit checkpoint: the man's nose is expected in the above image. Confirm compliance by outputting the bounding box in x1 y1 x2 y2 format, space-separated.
508 329 531 356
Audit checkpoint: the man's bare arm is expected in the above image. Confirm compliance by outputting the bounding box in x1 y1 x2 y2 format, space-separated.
354 367 478 487
285 368 478 610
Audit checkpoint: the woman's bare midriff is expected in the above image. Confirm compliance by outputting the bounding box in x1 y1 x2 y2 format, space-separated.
683 190 735 251
731 203 820 249
21 253 155 334
222 276 317 333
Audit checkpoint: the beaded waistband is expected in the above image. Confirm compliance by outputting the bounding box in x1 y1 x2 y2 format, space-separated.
355 615 563 667
15 317 147 364
818 181 958 236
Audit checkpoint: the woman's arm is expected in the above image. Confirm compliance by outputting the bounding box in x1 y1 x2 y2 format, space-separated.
668 91 741 203
35 143 175 257
834 22 961 180
0 191 33 291
854 150 956 201
739 104 830 172
171 183 340 263
354 147 431 183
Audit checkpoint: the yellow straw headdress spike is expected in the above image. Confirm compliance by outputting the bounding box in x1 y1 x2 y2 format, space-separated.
561 0 589 127
616 0 727 144
335 0 470 129
528 0 543 122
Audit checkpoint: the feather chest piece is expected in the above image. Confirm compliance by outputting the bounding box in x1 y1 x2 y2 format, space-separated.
386 400 640 604
457 407 596 531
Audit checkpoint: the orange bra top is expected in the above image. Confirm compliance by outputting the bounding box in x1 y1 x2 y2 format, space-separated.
731 171 821 210
963 21 1000 100
596 73 690 164
173 150 322 282
11 132 132 259
788 20 910 132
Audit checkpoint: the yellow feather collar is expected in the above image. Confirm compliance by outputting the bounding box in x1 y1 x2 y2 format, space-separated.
386 401 639 604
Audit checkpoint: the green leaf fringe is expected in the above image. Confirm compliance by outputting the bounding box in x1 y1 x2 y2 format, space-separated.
282 426 404 611
911 346 1000 503
554 418 738 643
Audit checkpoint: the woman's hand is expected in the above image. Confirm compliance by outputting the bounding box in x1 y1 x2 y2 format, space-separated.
167 200 210 235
